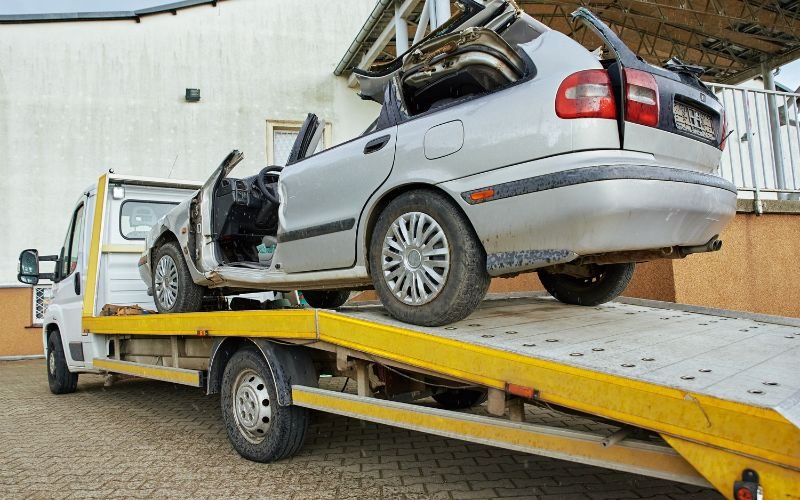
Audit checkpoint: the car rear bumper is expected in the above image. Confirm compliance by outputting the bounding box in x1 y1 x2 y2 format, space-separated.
439 158 737 275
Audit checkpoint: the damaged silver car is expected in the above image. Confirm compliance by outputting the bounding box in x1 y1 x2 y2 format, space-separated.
139 0 736 326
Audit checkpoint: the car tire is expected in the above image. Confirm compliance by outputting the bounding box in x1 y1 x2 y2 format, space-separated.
302 290 350 309
220 347 310 463
47 330 78 395
538 263 635 306
152 241 204 313
369 190 490 327
432 388 488 410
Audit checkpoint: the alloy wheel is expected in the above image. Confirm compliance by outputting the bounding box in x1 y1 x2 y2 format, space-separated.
381 211 450 305
154 254 179 310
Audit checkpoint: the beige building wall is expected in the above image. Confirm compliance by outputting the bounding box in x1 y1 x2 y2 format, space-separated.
671 211 800 317
0 288 43 357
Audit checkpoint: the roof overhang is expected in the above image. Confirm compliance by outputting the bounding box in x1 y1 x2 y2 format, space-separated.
0 0 225 24
336 0 800 84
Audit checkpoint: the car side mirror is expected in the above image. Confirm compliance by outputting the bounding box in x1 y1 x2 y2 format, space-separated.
18 249 40 285
17 249 57 285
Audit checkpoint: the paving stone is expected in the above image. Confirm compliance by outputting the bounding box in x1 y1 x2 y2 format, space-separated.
452 488 501 499
0 360 723 500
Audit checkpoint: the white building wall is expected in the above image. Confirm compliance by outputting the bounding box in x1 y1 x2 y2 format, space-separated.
0 0 379 284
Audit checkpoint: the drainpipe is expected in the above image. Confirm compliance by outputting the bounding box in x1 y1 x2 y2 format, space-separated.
394 1 409 54
762 62 789 200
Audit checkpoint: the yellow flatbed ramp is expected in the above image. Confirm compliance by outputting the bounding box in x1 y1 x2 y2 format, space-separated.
84 295 800 499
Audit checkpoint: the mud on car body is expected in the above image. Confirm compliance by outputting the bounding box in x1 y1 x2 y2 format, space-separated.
140 0 735 326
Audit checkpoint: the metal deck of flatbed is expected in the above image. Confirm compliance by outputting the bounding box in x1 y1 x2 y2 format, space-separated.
84 294 800 498
340 295 800 415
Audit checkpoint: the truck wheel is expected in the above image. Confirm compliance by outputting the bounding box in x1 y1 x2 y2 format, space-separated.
152 241 204 313
369 190 490 327
302 290 350 309
538 263 635 306
220 347 309 462
432 388 487 409
46 330 78 395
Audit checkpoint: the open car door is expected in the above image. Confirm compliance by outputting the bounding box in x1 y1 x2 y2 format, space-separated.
286 113 324 166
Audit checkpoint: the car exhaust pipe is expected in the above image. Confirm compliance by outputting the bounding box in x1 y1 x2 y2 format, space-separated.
677 236 722 257
570 236 723 267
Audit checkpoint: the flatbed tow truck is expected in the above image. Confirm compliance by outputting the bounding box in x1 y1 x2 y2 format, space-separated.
21 174 799 499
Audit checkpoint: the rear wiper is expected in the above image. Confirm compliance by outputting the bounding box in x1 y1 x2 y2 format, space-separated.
664 57 706 77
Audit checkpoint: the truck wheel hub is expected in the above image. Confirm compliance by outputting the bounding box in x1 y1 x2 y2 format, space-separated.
232 368 272 444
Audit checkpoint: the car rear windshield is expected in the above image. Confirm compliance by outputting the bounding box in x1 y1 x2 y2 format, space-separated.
119 200 178 240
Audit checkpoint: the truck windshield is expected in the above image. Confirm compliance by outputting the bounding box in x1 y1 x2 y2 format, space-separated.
120 200 178 240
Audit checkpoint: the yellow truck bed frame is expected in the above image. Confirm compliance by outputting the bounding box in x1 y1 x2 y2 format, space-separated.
79 174 799 499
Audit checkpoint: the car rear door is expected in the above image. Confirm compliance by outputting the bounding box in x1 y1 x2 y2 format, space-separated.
276 124 398 274
572 8 726 172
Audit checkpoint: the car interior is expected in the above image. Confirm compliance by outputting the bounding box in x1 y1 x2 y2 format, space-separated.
210 114 324 269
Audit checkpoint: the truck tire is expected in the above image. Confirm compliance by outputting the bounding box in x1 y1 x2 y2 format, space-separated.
432 388 488 410
152 241 204 313
46 330 78 395
369 190 490 327
220 347 309 462
302 290 350 309
538 263 635 306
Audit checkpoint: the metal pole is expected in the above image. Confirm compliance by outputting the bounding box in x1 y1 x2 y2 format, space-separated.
394 2 409 54
762 62 789 200
413 0 430 45
432 0 450 29
742 90 764 214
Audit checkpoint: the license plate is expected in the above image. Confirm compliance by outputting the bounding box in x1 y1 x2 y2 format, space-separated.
674 102 715 140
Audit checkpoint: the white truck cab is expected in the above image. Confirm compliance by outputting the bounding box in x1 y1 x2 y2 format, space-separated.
18 174 200 375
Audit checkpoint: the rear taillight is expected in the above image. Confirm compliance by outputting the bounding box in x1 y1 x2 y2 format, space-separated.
719 111 728 151
624 68 659 127
555 69 616 120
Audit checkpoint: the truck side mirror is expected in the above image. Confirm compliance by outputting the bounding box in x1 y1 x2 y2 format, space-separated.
17 249 57 285
18 249 40 285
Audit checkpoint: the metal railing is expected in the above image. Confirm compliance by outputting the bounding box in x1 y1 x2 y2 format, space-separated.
709 83 800 201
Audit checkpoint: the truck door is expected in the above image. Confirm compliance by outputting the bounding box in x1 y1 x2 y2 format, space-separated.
50 198 89 368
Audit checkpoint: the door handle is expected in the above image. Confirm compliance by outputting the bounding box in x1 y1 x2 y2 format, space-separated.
74 272 81 296
363 135 390 154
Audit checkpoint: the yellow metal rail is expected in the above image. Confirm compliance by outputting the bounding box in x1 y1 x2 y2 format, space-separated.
292 385 710 487
84 309 317 338
93 358 202 387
